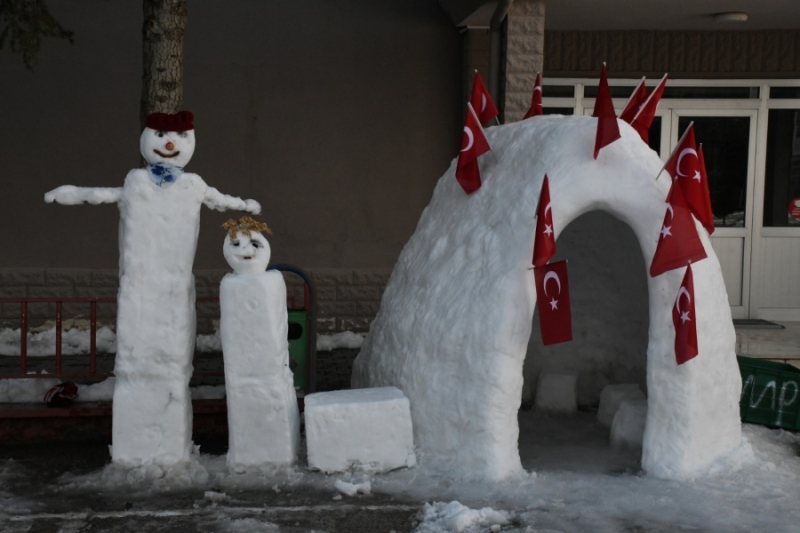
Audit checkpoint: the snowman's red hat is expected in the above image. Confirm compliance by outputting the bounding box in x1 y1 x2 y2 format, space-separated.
145 111 194 132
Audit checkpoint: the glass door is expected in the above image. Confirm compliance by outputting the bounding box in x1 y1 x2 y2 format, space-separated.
670 110 758 319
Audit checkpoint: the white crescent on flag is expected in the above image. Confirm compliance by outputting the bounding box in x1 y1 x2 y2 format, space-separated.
544 202 552 217
676 148 698 178
481 94 487 113
543 271 562 296
666 203 674 220
675 286 691 313
461 126 474 152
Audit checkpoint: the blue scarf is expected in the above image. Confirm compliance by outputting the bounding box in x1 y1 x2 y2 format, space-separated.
148 162 184 187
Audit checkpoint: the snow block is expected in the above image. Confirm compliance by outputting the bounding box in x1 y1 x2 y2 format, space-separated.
535 372 577 414
610 399 648 450
304 387 415 473
597 384 645 427
221 271 300 471
352 116 742 480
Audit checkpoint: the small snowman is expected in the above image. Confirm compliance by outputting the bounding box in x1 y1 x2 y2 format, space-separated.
220 217 299 471
45 112 261 467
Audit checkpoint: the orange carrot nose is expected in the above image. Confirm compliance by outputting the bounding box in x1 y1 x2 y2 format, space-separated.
166 142 175 151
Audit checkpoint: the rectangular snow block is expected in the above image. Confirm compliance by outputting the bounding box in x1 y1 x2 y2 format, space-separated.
738 356 800 430
535 372 577 415
610 398 648 450
597 384 645 427
304 386 416 473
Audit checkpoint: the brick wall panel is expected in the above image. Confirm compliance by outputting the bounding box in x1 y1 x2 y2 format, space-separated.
653 31 670 73
764 32 779 72
699 32 716 73
685 32 701 73
623 32 639 72
0 270 45 286
637 31 654 72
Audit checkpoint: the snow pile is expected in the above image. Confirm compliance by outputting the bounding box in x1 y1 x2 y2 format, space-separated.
0 372 60 402
221 269 300 471
534 372 577 414
597 384 645 427
304 386 416 473
0 326 117 356
334 479 371 496
316 331 364 351
610 398 648 449
75 377 117 402
415 501 511 533
353 115 741 480
196 329 222 352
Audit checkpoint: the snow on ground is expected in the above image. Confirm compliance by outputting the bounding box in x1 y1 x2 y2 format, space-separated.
0 327 363 356
32 413 800 533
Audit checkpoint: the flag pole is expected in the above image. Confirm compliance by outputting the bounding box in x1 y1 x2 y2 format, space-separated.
655 121 694 181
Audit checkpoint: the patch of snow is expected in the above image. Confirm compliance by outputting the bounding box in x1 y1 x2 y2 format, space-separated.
316 331 364 351
334 479 371 496
196 330 222 353
534 372 577 415
0 326 117 356
415 501 511 533
597 384 645 427
610 398 648 450
0 371 60 402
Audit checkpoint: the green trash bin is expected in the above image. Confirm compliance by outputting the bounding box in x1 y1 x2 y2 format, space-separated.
737 355 800 430
288 310 308 390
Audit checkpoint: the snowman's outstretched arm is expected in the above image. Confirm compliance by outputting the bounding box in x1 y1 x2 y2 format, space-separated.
203 187 261 214
44 185 123 205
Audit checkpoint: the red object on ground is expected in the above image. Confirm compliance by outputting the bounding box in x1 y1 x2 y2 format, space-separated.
532 175 556 267
650 183 708 277
592 64 621 159
789 197 800 220
44 382 79 407
523 73 544 119
535 260 573 346
673 263 699 365
456 103 491 195
470 72 499 126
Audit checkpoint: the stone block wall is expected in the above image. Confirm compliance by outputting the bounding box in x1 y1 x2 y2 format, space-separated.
0 268 393 335
502 0 546 123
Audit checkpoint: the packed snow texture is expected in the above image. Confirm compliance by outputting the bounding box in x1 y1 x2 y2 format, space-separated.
334 479 371 496
534 372 577 414
220 270 299 471
316 331 364 351
610 398 648 450
597 384 645 427
415 501 511 533
304 386 416 474
45 131 259 468
352 115 741 480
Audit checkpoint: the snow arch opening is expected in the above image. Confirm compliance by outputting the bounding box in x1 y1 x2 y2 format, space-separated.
352 116 742 481
521 210 650 411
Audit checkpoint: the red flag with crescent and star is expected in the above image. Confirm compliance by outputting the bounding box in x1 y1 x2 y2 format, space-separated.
470 71 499 126
455 103 491 195
533 175 555 267
592 64 621 159
650 183 708 277
619 77 647 124
534 260 573 345
662 124 715 234
523 72 544 119
673 263 699 365
630 73 668 143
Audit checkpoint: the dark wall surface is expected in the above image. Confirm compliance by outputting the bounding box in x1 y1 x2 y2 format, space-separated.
0 0 462 270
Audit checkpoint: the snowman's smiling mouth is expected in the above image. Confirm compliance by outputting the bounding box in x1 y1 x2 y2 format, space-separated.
243 256 253 260
154 149 180 158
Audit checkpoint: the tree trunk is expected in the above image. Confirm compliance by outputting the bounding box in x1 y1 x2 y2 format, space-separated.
140 0 187 129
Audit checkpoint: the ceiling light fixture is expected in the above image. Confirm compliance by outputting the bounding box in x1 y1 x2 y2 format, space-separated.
714 12 748 22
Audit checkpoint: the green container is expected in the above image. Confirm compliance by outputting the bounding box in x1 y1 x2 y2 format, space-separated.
737 356 800 430
287 310 308 390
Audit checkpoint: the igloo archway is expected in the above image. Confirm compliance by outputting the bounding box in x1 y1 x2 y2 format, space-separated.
352 116 742 481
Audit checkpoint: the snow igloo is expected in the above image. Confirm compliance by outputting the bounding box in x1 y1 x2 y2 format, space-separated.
352 115 742 481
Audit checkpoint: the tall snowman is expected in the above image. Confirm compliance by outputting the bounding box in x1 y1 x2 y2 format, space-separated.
220 217 299 472
45 112 261 467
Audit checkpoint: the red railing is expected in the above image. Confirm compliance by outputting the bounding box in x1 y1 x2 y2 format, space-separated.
0 290 309 382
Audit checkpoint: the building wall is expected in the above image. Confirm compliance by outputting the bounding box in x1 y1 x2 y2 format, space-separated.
544 29 800 78
0 1 460 333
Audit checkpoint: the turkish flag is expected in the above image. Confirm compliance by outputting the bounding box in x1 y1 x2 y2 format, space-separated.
470 71 499 126
663 124 715 234
532 175 555 267
535 261 572 346
650 183 708 277
630 73 667 143
523 72 544 119
619 77 647 124
592 64 621 159
673 263 699 365
456 103 491 195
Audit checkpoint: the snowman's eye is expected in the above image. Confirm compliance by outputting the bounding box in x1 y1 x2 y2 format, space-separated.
252 241 260 248
157 131 165 138
179 132 188 138
232 241 239 247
